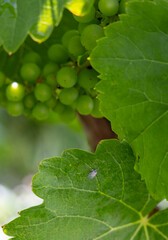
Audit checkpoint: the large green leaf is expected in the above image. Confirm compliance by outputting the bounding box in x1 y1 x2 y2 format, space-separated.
90 0 168 200
3 140 168 239
0 0 93 53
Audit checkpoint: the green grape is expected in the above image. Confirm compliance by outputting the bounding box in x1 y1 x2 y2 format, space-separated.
32 103 49 120
6 82 25 102
43 62 59 77
48 44 69 64
73 6 95 23
46 97 57 108
60 106 76 122
81 24 104 51
54 101 65 114
24 94 36 109
68 36 85 58
0 71 5 87
61 30 79 48
78 69 99 89
34 83 52 102
98 0 119 16
46 74 57 87
23 51 42 65
91 98 103 118
78 19 100 33
59 87 78 105
7 101 24 117
57 67 77 88
20 63 41 83
76 95 94 115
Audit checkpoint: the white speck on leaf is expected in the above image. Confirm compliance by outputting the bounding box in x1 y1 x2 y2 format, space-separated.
88 170 97 179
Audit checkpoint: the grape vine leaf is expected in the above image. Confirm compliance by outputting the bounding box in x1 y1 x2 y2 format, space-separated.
3 140 168 239
0 0 94 53
90 0 168 200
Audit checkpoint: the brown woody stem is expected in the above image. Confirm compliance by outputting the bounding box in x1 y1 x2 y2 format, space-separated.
78 114 118 152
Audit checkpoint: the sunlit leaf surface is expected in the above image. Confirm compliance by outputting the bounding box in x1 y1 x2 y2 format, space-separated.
0 0 93 52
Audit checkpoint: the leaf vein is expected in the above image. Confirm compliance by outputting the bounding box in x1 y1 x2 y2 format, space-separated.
34 185 141 215
147 223 168 240
131 110 168 144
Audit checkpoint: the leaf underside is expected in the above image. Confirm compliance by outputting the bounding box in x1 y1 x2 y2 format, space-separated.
90 0 168 200
3 140 168 239
0 0 93 53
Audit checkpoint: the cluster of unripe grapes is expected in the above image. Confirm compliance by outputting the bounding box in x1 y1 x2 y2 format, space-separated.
0 0 123 122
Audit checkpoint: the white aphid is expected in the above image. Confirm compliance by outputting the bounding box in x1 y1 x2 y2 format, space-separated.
88 170 97 179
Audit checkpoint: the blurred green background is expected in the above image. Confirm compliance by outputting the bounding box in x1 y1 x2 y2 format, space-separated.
0 108 89 187
0 108 89 239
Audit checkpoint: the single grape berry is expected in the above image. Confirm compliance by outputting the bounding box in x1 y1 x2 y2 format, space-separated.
24 94 36 109
76 95 94 115
6 82 25 102
48 44 69 64
98 0 119 16
20 63 41 83
59 87 78 105
34 83 52 102
78 69 98 89
91 98 103 118
81 24 104 51
61 30 79 49
22 51 42 65
7 101 24 116
32 103 49 120
73 6 95 23
43 62 59 77
57 67 77 88
78 19 100 33
68 36 85 58
0 71 5 87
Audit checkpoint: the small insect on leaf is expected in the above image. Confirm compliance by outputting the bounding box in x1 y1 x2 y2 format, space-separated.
88 170 97 179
